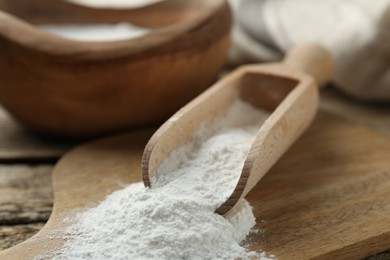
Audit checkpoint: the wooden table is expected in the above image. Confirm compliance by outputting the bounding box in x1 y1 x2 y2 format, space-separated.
0 86 389 259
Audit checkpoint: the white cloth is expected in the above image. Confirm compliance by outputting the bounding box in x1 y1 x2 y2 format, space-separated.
229 0 390 101
68 0 390 101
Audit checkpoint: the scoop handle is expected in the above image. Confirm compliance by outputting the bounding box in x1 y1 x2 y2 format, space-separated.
283 43 334 87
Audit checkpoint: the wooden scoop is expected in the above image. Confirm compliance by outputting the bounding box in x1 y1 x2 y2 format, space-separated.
142 43 334 216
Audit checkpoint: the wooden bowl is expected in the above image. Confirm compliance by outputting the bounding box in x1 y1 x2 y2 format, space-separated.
0 0 231 138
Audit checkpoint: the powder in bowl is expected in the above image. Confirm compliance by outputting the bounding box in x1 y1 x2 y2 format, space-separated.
39 23 150 41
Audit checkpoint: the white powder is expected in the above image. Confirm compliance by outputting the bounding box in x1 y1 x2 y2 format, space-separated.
39 23 149 41
54 100 273 260
68 0 162 9
153 100 269 210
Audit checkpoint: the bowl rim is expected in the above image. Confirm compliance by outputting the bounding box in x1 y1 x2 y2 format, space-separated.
0 0 228 57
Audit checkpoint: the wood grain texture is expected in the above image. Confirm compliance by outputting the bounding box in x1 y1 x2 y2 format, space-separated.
0 0 231 138
0 165 53 251
0 112 389 259
246 112 390 259
0 165 53 225
0 224 45 251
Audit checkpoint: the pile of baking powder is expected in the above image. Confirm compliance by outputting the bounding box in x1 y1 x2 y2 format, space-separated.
39 23 149 41
54 100 273 259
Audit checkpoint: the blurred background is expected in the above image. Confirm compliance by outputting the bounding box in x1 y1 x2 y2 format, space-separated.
0 0 389 259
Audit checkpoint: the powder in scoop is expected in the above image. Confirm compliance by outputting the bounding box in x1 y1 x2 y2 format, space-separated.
54 100 272 259
39 23 149 41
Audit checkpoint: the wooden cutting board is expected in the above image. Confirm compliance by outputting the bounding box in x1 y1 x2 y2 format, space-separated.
1 111 389 259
